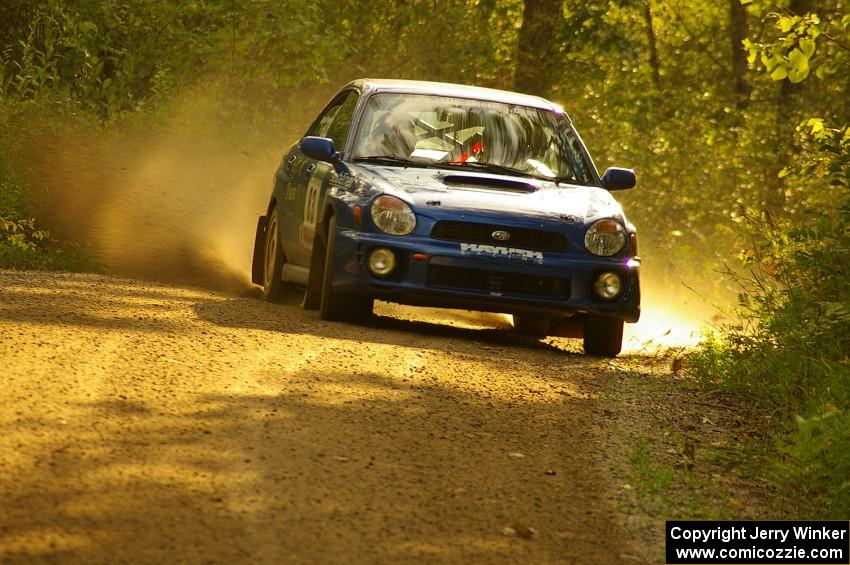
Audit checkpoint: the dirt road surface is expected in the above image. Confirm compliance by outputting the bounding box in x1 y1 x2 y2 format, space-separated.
0 269 713 564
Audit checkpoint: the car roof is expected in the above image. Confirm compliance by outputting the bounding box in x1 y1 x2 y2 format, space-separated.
347 78 566 115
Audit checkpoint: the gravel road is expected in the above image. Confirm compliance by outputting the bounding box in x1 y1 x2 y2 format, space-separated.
0 269 678 564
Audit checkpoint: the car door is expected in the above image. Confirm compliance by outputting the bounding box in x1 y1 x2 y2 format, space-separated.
292 90 359 266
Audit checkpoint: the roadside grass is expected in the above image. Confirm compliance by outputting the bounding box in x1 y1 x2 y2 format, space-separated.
618 286 850 522
622 435 764 521
628 439 676 516
624 432 785 521
693 335 850 519
604 355 781 526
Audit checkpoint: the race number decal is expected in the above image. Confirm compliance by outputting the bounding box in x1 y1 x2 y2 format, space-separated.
300 171 323 246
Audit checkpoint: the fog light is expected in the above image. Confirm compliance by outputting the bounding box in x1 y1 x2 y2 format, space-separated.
368 248 396 277
593 272 622 301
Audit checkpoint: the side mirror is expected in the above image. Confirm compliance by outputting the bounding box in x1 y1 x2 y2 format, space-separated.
600 167 636 191
300 136 339 163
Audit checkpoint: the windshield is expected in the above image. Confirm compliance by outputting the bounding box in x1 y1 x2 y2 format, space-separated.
352 93 594 184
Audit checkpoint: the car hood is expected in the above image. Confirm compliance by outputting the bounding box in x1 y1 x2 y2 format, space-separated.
353 164 627 224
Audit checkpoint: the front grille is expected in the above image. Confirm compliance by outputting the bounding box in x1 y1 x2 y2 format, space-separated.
430 220 568 252
428 265 569 299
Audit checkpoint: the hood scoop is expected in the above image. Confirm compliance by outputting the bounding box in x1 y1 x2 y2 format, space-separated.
440 174 539 193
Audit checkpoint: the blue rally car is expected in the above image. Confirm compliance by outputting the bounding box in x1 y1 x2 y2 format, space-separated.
252 79 640 356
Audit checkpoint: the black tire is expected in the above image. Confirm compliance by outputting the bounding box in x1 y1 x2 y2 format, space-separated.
262 208 286 302
583 315 624 357
512 315 550 338
319 215 373 322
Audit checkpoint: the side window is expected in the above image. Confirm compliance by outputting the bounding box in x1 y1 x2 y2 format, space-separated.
307 103 343 138
325 93 359 150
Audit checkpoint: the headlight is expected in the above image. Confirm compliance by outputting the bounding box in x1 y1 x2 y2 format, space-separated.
584 219 626 256
370 195 416 236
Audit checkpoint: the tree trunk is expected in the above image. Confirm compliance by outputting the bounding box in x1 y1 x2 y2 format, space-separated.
768 0 813 215
729 0 751 107
514 0 562 97
643 1 661 89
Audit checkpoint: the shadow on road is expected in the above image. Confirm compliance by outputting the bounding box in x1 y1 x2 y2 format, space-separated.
0 367 633 564
0 270 641 562
191 296 579 358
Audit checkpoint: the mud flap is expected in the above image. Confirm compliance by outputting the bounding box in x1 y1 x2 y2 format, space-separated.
251 215 268 286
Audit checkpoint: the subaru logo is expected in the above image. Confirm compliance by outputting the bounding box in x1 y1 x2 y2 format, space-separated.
491 230 511 241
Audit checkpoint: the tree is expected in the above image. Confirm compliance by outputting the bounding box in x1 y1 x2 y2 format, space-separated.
644 1 662 89
514 0 564 97
729 0 751 106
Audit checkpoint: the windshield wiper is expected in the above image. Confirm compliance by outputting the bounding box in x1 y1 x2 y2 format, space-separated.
353 155 425 167
355 156 572 183
437 161 538 179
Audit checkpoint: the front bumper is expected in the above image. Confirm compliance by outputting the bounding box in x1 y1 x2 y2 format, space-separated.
328 228 641 323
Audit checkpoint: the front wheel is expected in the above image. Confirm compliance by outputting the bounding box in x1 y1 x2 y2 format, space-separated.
583 315 624 357
319 215 373 322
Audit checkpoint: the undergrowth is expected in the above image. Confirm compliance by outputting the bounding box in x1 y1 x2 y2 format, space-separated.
691 122 850 518
0 149 97 272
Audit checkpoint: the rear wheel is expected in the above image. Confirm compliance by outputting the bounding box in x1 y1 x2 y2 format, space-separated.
583 315 624 357
262 208 287 302
319 215 373 322
512 315 550 338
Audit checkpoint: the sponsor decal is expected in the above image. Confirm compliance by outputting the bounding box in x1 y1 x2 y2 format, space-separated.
460 243 543 264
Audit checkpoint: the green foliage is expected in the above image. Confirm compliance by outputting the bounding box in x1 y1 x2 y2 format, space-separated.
686 0 850 517
0 157 97 271
692 116 850 517
0 217 50 252
0 152 23 220
0 237 97 271
744 7 850 83
745 13 821 83
2 1 205 117
780 409 850 516
0 176 97 272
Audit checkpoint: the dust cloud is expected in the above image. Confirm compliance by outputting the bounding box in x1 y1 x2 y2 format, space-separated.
17 88 311 291
622 263 727 353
